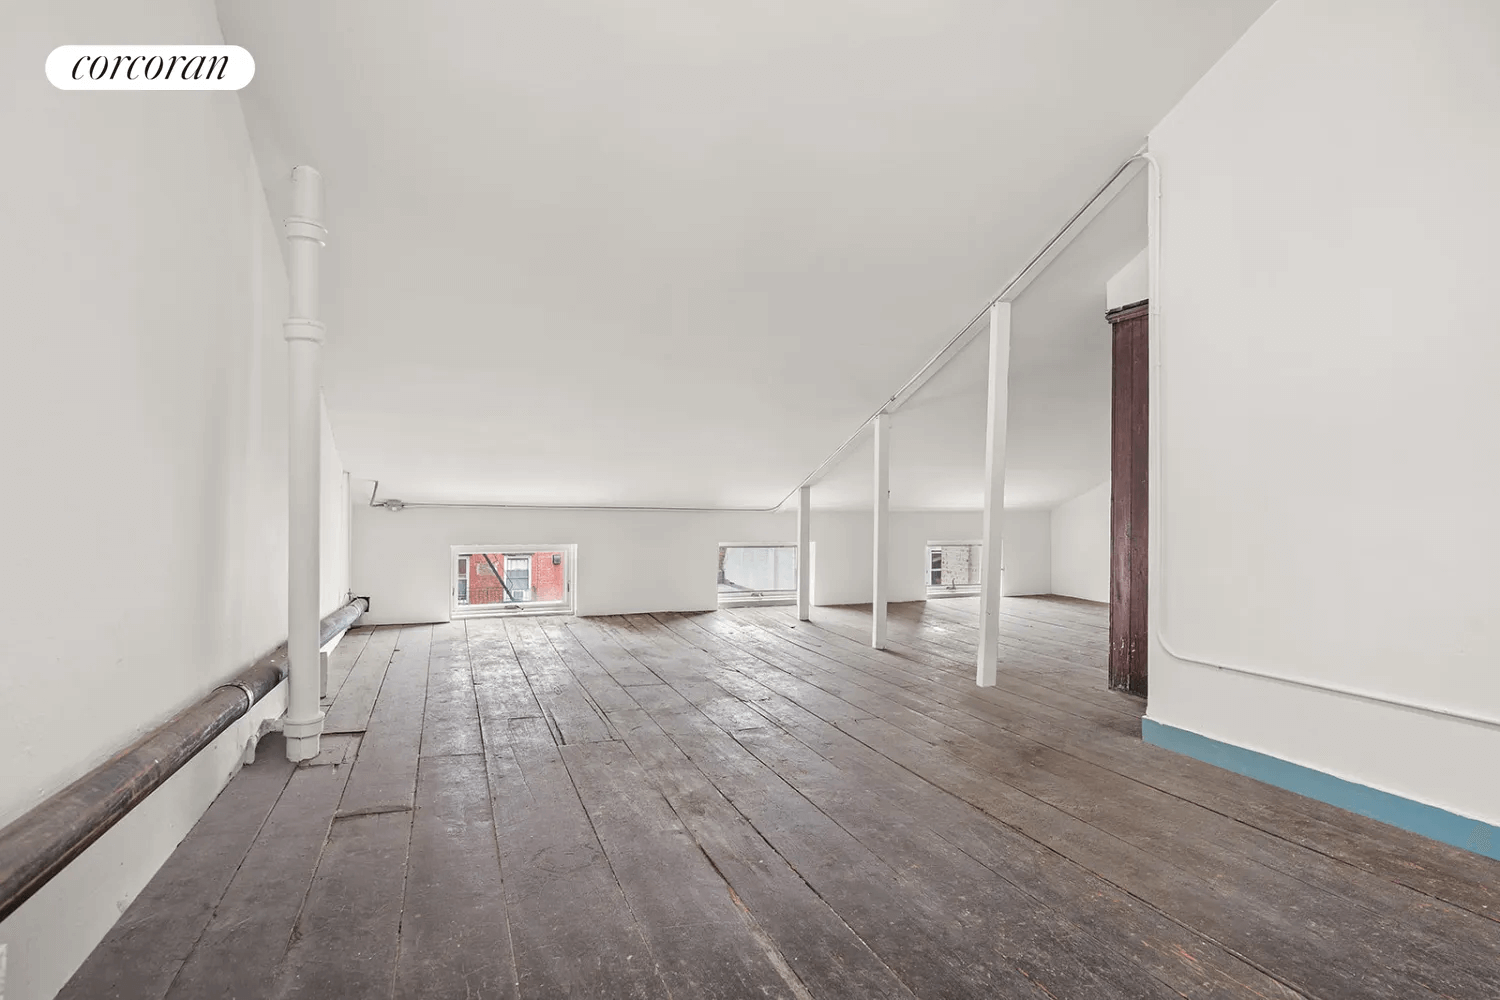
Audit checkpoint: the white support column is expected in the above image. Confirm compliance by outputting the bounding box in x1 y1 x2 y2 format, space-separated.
872 412 891 649
283 165 328 762
796 485 812 621
976 302 1011 686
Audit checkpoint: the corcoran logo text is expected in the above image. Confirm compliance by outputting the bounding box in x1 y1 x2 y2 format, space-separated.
46 46 254 90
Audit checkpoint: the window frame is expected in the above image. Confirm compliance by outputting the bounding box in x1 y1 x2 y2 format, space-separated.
504 554 533 602
451 543 575 619
717 541 799 608
925 539 987 599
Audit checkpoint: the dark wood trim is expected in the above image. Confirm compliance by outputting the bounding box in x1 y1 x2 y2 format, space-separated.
1105 299 1149 324
1108 302 1148 698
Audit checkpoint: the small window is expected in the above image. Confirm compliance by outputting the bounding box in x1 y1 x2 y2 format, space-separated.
504 554 532 602
718 544 797 607
926 542 983 598
452 545 574 618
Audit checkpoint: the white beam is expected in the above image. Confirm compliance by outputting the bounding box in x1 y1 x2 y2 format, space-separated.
885 155 1144 414
976 302 1012 686
796 485 811 621
872 412 891 649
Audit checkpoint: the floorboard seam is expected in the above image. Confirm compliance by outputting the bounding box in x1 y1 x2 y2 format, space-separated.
153 760 298 1000
525 619 674 999
389 625 434 1000
555 746 676 1000
611 660 921 1000
786 717 1301 1000
616 616 1082 993
463 620 524 996
690 840 817 1000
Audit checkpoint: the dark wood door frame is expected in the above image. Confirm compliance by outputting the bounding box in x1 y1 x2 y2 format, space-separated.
1107 299 1149 698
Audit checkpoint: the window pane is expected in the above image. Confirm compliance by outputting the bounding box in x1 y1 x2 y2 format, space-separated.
458 549 568 611
927 543 982 593
719 545 797 600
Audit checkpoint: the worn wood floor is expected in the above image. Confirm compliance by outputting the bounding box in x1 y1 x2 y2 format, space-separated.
63 597 1500 999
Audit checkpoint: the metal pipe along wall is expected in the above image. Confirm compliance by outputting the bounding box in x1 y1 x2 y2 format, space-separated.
0 598 368 922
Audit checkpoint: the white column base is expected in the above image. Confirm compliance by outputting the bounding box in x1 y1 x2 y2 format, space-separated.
283 713 325 762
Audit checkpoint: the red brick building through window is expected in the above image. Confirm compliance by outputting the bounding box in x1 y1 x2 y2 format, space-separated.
459 551 566 606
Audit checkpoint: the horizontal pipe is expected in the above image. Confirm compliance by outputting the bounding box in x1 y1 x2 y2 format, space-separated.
318 597 366 648
366 480 787 513
0 597 369 923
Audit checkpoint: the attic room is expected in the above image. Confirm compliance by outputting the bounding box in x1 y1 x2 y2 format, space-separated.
2 2 1498 998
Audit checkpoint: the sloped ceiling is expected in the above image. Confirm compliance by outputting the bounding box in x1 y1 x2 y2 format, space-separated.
219 0 1270 509
813 173 1145 510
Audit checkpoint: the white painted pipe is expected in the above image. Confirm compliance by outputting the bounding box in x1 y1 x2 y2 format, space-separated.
796 485 811 621
871 413 891 649
976 301 1011 687
282 165 327 762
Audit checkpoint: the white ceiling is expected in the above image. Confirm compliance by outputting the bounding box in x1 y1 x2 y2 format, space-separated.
219 0 1270 510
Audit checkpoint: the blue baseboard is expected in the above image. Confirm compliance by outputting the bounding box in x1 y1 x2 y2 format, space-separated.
1141 718 1500 862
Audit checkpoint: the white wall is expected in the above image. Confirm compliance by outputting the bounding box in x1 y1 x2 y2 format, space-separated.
0 3 348 996
809 510 1003 607
356 503 792 622
321 400 352 612
997 509 1053 597
354 502 1055 623
1106 247 1148 310
1051 480 1110 603
1148 0 1500 825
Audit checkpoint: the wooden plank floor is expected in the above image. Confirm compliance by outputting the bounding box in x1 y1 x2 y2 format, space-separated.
61 598 1500 1000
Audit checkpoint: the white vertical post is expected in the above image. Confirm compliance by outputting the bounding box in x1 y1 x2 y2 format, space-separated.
344 469 354 601
283 165 327 762
976 302 1011 686
872 412 891 649
796 485 812 621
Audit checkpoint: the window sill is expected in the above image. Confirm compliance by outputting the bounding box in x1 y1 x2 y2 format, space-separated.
452 605 574 620
718 593 797 609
